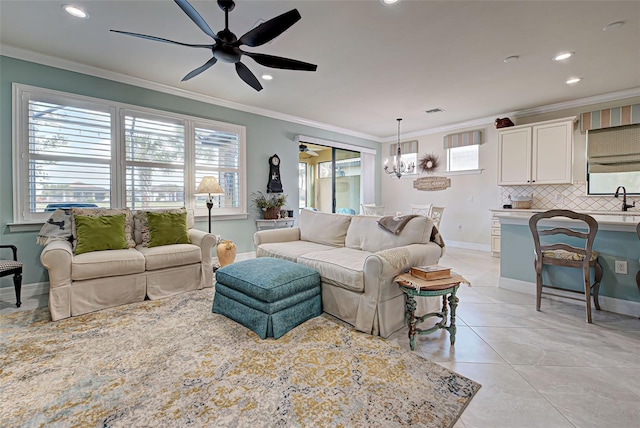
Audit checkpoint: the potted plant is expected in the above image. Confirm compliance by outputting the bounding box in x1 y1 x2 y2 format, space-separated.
251 191 288 219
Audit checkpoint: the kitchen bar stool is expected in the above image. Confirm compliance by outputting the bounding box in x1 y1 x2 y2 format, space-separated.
529 209 603 323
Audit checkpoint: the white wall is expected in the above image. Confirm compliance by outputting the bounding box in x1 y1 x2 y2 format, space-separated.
381 124 501 251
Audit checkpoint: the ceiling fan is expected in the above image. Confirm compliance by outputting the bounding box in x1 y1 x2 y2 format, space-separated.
111 0 317 91
299 144 319 156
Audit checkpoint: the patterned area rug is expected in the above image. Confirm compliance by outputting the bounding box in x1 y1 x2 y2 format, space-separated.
1 289 480 427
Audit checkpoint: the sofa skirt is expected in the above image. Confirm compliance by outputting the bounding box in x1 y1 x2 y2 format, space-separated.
146 264 203 300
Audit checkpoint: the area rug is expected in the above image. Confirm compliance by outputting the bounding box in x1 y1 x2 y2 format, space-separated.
0 289 480 427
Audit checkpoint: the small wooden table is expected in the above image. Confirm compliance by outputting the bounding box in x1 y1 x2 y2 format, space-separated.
395 272 468 351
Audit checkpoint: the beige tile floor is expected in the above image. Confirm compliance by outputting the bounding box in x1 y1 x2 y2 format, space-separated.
3 247 639 427
388 247 640 428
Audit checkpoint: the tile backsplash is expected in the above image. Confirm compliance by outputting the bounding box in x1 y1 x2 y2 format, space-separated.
499 183 633 212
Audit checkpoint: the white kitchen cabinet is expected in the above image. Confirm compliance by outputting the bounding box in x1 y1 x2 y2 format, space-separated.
498 117 575 185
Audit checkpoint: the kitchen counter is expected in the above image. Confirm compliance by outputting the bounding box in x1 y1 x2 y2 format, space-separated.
493 210 639 232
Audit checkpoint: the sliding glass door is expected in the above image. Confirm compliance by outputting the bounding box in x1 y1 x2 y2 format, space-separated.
299 144 361 214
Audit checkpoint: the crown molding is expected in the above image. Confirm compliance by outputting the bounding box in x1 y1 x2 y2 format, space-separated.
3 45 638 145
383 87 640 142
0 45 382 143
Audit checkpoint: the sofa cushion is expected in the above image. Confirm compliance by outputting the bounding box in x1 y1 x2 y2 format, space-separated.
147 211 191 248
71 207 135 249
71 248 145 281
134 208 195 245
74 213 129 255
137 243 202 271
256 241 337 262
345 215 433 253
297 247 373 292
298 209 351 247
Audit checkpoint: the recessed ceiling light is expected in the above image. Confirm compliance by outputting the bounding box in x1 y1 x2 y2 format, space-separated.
381 0 401 5
603 21 624 31
553 52 573 61
261 74 273 81
503 55 519 63
566 77 582 85
63 5 88 18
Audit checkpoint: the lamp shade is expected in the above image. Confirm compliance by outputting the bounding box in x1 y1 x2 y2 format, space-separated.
196 176 224 195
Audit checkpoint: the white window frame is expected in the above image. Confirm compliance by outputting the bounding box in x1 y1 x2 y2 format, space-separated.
446 144 480 173
12 83 246 224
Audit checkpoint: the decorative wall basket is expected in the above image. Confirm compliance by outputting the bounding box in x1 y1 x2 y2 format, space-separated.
263 207 280 219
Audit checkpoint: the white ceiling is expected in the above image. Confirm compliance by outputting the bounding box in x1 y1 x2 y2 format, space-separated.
1 0 639 140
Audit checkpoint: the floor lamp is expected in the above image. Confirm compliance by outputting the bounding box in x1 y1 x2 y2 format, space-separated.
196 176 224 233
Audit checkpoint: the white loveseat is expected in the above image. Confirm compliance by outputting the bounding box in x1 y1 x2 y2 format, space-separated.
253 209 445 337
41 209 216 321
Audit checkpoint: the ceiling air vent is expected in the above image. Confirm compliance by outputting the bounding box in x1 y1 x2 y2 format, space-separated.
425 108 444 114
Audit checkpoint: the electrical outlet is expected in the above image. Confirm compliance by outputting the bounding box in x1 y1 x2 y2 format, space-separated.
467 196 474 203
554 193 564 204
614 260 628 275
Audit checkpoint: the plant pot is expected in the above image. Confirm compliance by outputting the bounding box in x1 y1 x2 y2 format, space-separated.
263 207 280 219
216 240 237 267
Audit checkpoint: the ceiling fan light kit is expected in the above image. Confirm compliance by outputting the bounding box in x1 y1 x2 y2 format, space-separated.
111 0 317 91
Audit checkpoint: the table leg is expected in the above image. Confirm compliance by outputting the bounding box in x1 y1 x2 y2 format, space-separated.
406 293 417 351
448 290 459 346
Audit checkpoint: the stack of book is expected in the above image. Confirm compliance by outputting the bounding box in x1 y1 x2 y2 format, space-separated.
410 265 451 281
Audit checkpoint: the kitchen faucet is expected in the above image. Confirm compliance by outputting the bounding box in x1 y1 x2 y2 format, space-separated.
614 186 636 211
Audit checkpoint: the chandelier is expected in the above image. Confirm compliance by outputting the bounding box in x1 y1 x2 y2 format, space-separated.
384 118 415 178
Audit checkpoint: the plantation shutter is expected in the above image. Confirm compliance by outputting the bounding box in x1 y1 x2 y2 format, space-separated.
195 124 241 210
28 99 112 213
587 124 640 173
124 111 185 209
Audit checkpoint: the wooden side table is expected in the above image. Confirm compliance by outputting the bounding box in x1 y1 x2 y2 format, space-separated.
395 272 468 351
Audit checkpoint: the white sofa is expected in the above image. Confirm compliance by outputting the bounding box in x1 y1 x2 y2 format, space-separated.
254 209 445 337
41 209 217 321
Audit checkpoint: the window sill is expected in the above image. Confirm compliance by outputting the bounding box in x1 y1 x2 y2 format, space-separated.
445 169 483 176
8 222 44 232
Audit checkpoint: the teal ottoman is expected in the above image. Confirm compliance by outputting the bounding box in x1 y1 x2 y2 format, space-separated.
212 258 321 339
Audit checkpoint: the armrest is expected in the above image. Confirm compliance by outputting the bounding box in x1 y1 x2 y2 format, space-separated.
40 240 73 289
189 229 219 253
254 227 301 247
363 243 443 298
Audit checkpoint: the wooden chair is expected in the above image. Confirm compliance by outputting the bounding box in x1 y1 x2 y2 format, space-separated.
0 245 22 307
410 204 432 217
361 204 385 216
528 210 603 323
429 206 445 229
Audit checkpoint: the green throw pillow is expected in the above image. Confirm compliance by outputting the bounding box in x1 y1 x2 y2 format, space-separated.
74 214 128 255
147 211 190 248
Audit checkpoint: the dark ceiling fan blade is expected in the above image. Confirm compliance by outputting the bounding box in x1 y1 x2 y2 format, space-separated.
237 9 301 47
243 52 317 71
235 62 263 91
110 30 213 49
173 0 221 41
182 57 218 81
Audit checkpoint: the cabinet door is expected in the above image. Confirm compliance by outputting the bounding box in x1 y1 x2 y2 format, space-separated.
532 121 573 184
498 127 532 185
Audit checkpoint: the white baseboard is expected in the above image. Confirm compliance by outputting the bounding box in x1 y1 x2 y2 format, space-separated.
445 240 491 252
499 277 640 318
0 281 49 301
212 251 256 266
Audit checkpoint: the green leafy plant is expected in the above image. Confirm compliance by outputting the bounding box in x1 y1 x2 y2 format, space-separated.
250 191 287 211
